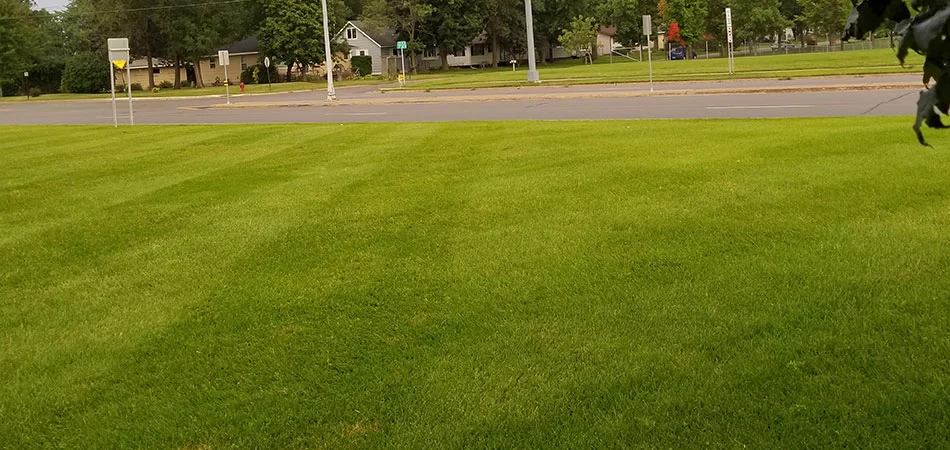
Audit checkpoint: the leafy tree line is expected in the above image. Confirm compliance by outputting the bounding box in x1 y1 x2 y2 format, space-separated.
1 0 860 94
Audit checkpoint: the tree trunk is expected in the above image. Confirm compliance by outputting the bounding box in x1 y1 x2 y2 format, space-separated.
146 44 155 90
174 55 181 89
194 59 205 88
491 35 500 67
440 52 449 71
540 39 550 64
286 63 293 82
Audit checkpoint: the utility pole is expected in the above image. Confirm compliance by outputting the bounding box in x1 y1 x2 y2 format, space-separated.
321 0 337 100
524 0 540 83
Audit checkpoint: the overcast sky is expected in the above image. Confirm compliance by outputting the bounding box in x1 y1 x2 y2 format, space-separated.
33 0 67 10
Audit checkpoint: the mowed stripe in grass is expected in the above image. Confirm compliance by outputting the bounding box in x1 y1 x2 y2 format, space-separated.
1 120 949 448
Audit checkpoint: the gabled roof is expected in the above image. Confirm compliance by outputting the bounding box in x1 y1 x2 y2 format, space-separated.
599 26 617 37
340 20 399 48
225 37 259 56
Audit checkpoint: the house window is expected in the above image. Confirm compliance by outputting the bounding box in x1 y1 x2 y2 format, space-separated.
152 68 161 74
346 28 358 40
241 56 247 70
393 49 399 56
210 59 216 69
473 44 488 56
453 48 466 57
358 50 367 56
423 48 437 58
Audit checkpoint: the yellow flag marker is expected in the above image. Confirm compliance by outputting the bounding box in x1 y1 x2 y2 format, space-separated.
113 60 127 69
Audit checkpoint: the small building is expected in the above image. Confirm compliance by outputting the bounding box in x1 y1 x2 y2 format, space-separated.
124 58 186 88
338 20 399 75
198 37 261 85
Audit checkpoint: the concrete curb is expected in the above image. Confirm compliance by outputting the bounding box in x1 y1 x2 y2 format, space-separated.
185 83 922 110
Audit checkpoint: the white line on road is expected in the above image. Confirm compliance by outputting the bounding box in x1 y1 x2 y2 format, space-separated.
325 112 388 116
706 105 816 110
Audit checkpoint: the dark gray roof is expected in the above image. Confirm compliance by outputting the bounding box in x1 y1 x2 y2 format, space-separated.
226 37 259 55
348 20 399 48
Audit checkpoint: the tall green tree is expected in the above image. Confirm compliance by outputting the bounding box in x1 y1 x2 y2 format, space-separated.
558 15 597 63
258 0 348 81
797 0 851 45
0 0 37 92
731 0 787 53
478 0 523 66
659 0 706 57
596 0 647 47
363 0 434 72
422 0 482 70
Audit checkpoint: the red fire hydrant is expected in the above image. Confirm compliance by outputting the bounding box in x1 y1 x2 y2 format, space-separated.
240 81 245 93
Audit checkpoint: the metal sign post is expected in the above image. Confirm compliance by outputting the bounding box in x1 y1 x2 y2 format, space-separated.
320 0 337 100
23 72 29 101
725 8 735 74
264 57 272 91
219 50 231 104
643 15 653 92
524 0 540 83
397 41 407 87
107 38 132 127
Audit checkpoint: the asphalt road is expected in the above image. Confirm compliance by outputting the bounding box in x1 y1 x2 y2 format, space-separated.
0 75 924 125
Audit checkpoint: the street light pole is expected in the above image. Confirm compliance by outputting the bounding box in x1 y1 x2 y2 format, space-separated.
524 0 540 83
321 0 337 101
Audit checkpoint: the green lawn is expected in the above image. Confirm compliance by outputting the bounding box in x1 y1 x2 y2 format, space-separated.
2 120 949 448
399 48 924 90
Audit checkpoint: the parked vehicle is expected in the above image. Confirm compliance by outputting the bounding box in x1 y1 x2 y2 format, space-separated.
670 47 687 60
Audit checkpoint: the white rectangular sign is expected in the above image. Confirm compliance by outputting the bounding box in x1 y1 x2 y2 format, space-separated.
218 50 230 67
107 38 130 63
643 15 652 36
725 8 734 44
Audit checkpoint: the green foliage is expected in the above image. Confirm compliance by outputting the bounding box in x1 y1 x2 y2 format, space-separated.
60 52 110 94
258 0 348 74
731 0 789 44
241 63 279 84
351 55 373 76
797 0 853 42
659 0 708 45
0 0 36 84
157 80 174 89
558 16 599 63
131 83 144 91
27 87 42 98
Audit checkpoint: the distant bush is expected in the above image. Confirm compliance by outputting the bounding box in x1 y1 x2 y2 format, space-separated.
28 87 42 98
60 52 110 94
158 80 174 89
130 83 143 91
351 55 373 77
152 87 161 94
115 84 126 92
241 63 278 84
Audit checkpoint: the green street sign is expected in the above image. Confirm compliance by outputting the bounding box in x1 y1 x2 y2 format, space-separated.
397 41 407 50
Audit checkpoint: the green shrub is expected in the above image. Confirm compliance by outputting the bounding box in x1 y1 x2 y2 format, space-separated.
130 83 143 91
152 87 161 94
115 84 126 92
158 80 174 89
241 64 278 84
28 87 42 98
351 55 373 77
60 52 110 94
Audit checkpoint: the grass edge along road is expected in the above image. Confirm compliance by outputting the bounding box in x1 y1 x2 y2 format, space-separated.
0 48 925 102
2 119 949 448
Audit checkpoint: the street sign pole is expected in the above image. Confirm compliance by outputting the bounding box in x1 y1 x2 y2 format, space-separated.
110 63 117 127
524 0 540 83
23 72 29 101
643 15 653 92
126 64 134 125
264 57 272 91
726 8 735 75
219 50 231 105
396 41 408 87
107 38 131 127
321 0 337 101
